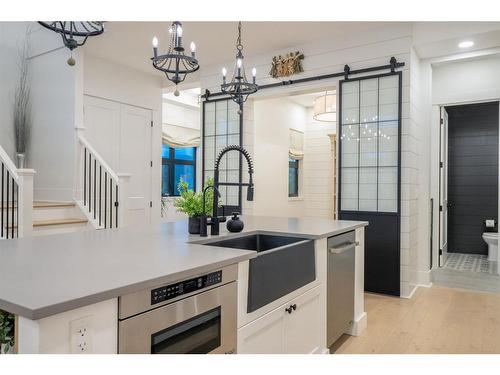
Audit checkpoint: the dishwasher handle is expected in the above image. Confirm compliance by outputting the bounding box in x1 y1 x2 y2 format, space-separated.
328 241 359 255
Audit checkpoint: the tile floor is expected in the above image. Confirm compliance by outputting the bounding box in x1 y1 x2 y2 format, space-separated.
443 253 498 275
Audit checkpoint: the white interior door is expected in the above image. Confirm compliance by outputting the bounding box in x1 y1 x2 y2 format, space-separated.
84 96 153 226
119 104 153 225
439 107 449 266
83 96 120 170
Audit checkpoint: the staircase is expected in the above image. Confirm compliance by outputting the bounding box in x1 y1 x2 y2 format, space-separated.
1 133 130 239
32 201 90 236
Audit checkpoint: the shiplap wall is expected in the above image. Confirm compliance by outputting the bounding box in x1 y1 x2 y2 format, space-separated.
200 29 420 297
304 108 336 218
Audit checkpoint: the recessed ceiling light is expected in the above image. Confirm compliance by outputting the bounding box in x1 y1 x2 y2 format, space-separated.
458 40 474 49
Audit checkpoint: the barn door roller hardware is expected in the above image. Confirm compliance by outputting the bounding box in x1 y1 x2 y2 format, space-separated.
202 57 405 100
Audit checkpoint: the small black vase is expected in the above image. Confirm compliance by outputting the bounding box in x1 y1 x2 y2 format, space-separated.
188 216 201 234
226 212 244 233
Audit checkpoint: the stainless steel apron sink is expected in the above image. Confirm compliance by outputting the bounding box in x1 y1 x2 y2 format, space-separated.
200 234 316 313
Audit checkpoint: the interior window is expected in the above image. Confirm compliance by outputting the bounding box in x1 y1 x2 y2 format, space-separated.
289 158 299 197
162 144 196 196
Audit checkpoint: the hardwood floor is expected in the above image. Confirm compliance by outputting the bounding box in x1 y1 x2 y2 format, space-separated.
333 285 500 354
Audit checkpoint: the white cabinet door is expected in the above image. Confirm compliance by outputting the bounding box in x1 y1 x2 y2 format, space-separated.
237 303 286 354
284 285 322 354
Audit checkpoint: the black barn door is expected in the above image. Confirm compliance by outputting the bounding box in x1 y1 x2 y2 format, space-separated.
338 72 402 296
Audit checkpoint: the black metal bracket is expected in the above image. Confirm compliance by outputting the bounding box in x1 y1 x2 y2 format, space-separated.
343 64 351 80
390 57 397 73
201 57 405 100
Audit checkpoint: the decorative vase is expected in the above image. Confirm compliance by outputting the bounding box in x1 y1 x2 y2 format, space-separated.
188 216 201 234
227 212 244 233
16 153 25 169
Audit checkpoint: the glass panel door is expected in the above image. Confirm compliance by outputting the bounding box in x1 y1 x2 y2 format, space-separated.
339 73 400 213
203 99 242 214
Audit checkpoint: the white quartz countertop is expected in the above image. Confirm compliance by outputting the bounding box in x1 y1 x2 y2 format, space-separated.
0 215 367 319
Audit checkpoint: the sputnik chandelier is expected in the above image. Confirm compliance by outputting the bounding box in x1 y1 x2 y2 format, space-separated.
221 22 258 112
38 22 105 66
151 21 199 96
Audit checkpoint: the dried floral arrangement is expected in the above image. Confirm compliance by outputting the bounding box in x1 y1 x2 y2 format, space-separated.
270 51 304 78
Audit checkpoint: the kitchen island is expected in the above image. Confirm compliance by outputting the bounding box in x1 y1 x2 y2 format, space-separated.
0 216 367 354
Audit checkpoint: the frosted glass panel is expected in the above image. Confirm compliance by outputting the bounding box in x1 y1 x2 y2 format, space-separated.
359 123 378 167
359 167 377 211
341 167 358 211
340 74 400 213
378 167 398 212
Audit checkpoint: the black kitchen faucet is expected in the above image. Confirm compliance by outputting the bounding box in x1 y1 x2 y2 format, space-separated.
200 145 254 236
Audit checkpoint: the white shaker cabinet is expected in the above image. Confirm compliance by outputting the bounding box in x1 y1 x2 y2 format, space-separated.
237 285 322 354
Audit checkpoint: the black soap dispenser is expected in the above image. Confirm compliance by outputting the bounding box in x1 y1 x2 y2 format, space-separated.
227 212 244 233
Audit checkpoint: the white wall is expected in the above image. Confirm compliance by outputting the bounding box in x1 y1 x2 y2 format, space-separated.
28 24 78 201
303 108 336 218
432 55 500 105
252 98 306 217
0 22 28 161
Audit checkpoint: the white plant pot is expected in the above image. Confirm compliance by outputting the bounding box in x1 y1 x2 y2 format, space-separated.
16 153 25 169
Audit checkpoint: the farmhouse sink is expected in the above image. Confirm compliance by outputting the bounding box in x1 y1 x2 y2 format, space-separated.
200 233 316 312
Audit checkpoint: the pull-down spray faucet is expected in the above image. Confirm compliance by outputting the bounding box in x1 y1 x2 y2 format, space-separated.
200 145 254 236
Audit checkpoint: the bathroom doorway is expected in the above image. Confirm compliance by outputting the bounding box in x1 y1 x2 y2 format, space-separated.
439 101 499 275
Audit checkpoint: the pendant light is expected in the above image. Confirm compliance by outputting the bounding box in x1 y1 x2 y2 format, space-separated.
152 21 199 96
38 22 104 66
313 91 337 122
221 22 258 112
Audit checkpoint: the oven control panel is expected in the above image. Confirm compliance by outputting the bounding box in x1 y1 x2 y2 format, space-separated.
151 270 223 305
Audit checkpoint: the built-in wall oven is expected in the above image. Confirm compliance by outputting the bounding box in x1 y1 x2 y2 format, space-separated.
118 265 237 354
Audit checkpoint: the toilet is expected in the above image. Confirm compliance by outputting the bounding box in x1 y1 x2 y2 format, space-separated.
483 232 498 262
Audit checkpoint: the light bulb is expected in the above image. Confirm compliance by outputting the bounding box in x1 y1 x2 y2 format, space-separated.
252 67 256 77
237 58 242 69
190 41 196 52
177 25 183 37
152 36 158 48
222 67 227 77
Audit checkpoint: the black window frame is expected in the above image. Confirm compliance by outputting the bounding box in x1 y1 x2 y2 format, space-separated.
162 146 197 197
288 158 299 198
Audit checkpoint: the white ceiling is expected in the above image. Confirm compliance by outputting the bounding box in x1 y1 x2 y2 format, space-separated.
82 21 500 83
83 22 409 78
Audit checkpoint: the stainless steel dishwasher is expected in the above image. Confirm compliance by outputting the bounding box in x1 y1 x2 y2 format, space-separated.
327 230 357 347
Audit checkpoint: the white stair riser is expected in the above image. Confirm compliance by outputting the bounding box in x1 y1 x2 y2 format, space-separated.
32 222 92 236
33 206 83 221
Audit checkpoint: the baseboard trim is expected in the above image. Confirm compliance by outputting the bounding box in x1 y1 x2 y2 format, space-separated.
417 270 433 287
401 284 418 299
348 311 367 337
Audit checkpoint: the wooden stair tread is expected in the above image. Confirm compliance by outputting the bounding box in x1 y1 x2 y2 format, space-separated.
33 201 76 208
4 218 89 229
1 201 76 209
33 218 88 227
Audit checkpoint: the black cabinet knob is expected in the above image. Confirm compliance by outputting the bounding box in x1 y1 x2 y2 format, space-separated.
285 304 297 314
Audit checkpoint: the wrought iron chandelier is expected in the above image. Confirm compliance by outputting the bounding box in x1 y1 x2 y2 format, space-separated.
38 22 104 66
152 21 199 96
221 22 258 111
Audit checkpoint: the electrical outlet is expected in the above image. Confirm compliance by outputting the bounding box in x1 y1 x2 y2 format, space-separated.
70 316 93 354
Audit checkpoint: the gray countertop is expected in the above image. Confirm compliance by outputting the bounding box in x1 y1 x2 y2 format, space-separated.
0 215 367 320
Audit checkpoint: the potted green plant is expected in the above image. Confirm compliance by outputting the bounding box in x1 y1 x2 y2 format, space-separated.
0 310 15 354
174 178 217 234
